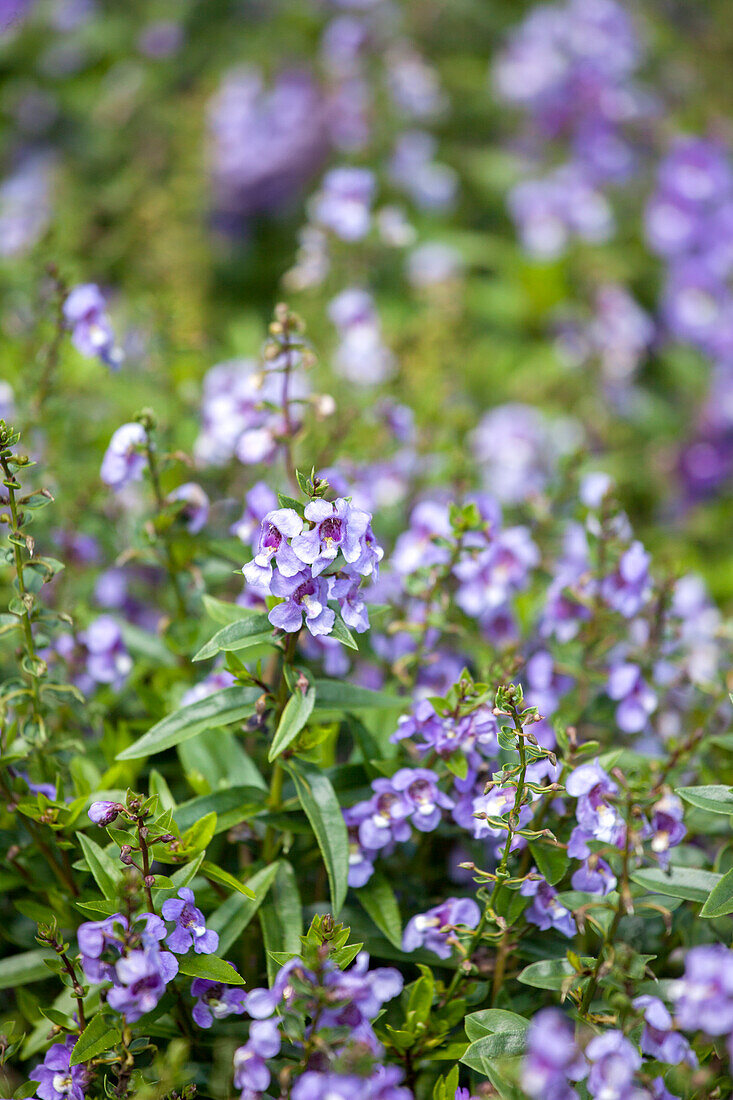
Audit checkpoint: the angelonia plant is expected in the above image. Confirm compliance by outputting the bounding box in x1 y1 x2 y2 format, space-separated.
0 285 730 1100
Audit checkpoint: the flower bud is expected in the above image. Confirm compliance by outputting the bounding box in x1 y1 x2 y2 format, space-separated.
88 800 123 826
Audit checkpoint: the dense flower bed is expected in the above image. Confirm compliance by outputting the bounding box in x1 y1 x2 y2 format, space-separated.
0 2 732 1100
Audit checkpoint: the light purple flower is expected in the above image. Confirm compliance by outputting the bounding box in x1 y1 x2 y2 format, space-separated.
191 978 247 1028
78 914 128 984
80 616 132 690
100 422 147 491
30 1037 89 1100
168 482 209 534
291 498 370 577
268 569 335 636
648 793 686 868
521 1008 586 1100
402 897 481 958
63 283 122 368
601 541 651 617
606 661 657 733
161 887 218 955
329 570 370 632
571 856 616 896
233 1017 281 1095
107 947 179 1022
242 508 304 587
566 762 625 847
312 166 375 241
585 1030 641 1099
671 944 733 1037
230 482 278 547
632 996 696 1067
521 875 575 938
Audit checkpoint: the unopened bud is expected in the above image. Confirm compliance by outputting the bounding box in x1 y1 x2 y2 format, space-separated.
88 800 123 827
120 845 134 865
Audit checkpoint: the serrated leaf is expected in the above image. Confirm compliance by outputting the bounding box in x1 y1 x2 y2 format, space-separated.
356 871 402 948
202 860 256 898
193 615 274 662
268 686 316 762
116 686 262 760
177 954 244 985
630 865 721 903
285 759 349 915
69 1014 121 1066
78 833 121 900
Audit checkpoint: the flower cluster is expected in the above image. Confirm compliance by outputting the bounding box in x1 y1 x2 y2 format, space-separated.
63 283 123 369
242 496 383 637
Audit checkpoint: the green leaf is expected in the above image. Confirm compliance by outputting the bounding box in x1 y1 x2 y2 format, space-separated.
676 785 733 816
202 860 256 898
177 954 244 985
285 759 349 915
69 1014 121 1066
202 595 257 625
465 1009 529 1043
517 957 594 990
116 686 262 760
178 728 266 792
528 841 569 886
630 865 721 903
312 679 403 715
329 613 358 650
0 950 52 989
268 686 317 762
78 833 121 900
210 863 280 956
701 868 733 918
356 871 402 948
461 1031 527 1074
259 860 302 984
174 787 266 833
193 615 274 662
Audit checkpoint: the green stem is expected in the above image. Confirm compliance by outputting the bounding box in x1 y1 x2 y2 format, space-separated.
263 632 299 863
143 431 187 617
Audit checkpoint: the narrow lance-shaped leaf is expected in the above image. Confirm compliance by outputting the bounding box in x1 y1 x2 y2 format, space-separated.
193 614 274 662
116 686 262 760
78 833 121 900
268 685 316 762
356 870 403 949
285 759 349 916
69 1015 122 1067
701 868 733 918
210 862 281 957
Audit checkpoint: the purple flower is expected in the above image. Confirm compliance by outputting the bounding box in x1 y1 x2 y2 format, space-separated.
231 482 278 547
30 1037 89 1100
100 422 147 491
107 947 179 1021
161 887 219 955
292 1067 411 1100
78 914 127 984
88 800 123 826
392 500 451 575
632 996 696 1067
312 166 375 240
242 507 304 587
402 897 481 958
291 498 370 577
671 944 733 1037
471 404 573 503
329 570 370 632
233 1017 281 1095
521 1008 586 1100
601 541 651 617
268 569 335 636
453 526 539 617
80 616 132 690
318 952 403 1049
571 856 617 896
585 1030 641 1099
648 793 686 868
606 661 657 733
63 283 122 368
521 875 575 938
245 957 306 1020
168 482 209 534
191 978 247 1028
566 762 625 846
